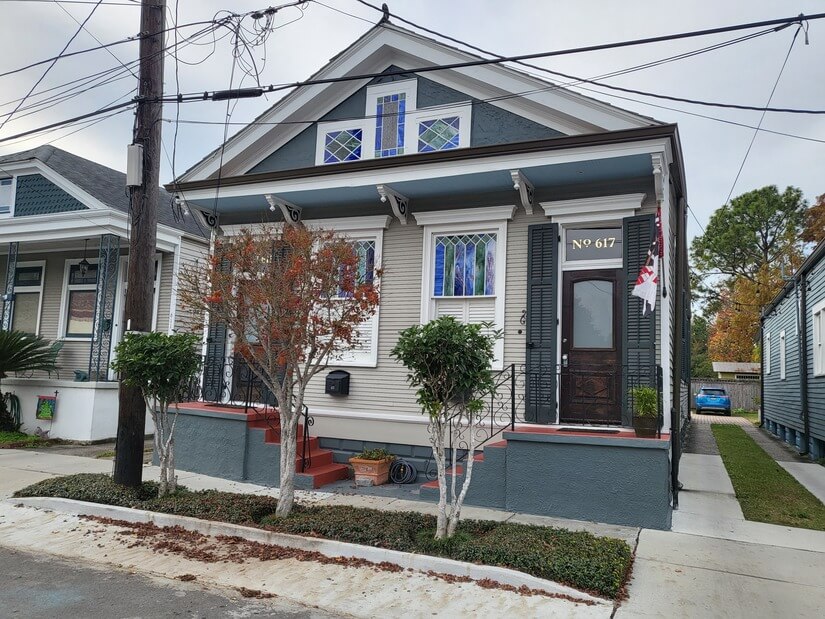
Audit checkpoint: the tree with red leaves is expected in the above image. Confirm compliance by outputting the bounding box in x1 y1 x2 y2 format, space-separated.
179 224 380 516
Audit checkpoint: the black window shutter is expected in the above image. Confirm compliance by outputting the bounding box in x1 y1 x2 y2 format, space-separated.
202 255 230 402
525 223 558 423
622 214 656 424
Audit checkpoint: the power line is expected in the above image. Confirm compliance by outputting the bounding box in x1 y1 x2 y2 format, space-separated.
723 26 802 207
0 0 104 134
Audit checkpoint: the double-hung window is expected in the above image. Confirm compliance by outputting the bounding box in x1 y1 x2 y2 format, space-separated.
416 207 515 369
60 260 98 338
813 299 825 377
10 262 45 334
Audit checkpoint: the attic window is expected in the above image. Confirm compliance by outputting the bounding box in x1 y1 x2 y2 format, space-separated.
0 178 13 216
324 128 363 163
374 92 406 157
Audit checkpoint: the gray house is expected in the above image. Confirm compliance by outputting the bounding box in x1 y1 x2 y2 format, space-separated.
0 146 208 441
762 239 825 460
166 23 691 529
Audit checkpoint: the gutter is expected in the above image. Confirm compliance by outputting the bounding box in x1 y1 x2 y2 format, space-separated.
167 124 680 193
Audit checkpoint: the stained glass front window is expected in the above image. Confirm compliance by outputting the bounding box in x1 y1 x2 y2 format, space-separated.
338 239 376 297
375 92 406 157
324 129 363 163
433 233 496 297
418 117 460 152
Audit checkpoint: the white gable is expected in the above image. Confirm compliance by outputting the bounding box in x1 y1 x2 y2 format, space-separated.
179 25 658 183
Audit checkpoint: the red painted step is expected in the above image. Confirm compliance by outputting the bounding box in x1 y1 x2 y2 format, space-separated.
295 448 333 471
298 463 349 488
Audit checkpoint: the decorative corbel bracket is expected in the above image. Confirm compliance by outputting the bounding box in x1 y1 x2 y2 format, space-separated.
377 184 409 225
265 194 302 225
651 153 666 203
510 169 535 215
199 210 219 229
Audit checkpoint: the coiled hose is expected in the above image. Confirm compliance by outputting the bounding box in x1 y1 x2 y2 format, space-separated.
389 458 418 484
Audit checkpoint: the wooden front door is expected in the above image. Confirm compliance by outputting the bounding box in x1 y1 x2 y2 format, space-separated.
560 269 622 424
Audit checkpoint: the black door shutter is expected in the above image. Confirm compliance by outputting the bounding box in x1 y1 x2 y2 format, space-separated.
622 214 656 425
202 256 230 402
525 223 558 423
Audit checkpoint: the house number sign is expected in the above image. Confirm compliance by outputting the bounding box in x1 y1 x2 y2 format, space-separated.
566 228 623 261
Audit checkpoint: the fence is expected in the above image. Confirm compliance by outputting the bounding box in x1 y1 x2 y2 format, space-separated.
691 379 760 411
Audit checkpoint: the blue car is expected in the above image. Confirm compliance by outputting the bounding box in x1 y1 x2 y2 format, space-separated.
695 387 731 416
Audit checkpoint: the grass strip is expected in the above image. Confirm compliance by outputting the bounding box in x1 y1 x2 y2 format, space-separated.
14 473 632 599
0 431 49 448
711 424 825 531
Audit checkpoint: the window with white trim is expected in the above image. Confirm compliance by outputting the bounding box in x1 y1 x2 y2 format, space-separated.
330 235 381 367
813 299 825 377
10 262 45 335
779 330 786 380
60 260 99 338
418 210 512 369
315 79 471 165
764 332 771 374
0 177 13 216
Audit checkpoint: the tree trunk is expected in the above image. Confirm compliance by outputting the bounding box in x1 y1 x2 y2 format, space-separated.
447 411 478 537
431 419 448 539
275 397 299 517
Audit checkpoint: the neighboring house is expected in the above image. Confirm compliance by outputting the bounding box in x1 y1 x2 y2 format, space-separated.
0 145 208 441
762 239 825 460
167 24 690 529
711 361 761 381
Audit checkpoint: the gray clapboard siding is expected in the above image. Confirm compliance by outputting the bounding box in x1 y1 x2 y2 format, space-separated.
763 288 803 433
154 251 174 334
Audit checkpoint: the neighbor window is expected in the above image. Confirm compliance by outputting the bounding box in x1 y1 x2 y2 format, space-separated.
0 177 12 216
764 332 771 374
10 262 45 335
813 299 825 376
61 261 99 338
779 330 786 380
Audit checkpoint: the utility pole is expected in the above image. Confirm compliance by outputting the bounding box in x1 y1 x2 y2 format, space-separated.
114 0 166 486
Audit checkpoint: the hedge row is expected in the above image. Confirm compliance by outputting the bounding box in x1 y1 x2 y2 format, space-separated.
15 474 632 599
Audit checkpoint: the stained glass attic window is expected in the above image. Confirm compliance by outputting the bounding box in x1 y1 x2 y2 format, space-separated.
324 128 363 163
375 92 406 157
338 239 376 297
418 117 460 152
433 233 496 297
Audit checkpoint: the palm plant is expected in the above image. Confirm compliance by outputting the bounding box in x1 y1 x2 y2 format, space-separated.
0 330 59 430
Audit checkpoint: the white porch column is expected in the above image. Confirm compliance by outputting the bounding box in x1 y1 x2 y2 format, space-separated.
1 241 18 331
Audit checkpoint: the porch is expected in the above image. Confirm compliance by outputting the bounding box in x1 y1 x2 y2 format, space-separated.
171 357 672 528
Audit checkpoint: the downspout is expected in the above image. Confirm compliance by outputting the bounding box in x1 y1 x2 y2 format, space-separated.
798 272 810 455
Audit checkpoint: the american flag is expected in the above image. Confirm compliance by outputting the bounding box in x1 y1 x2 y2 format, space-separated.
631 206 663 315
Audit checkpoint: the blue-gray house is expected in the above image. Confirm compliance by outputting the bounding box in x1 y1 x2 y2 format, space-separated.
762 239 825 460
166 22 691 529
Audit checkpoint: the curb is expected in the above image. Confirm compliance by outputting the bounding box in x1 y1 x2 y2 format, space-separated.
8 497 607 604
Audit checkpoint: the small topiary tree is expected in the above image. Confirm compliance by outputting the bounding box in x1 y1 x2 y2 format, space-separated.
391 316 499 539
0 330 59 431
111 332 202 496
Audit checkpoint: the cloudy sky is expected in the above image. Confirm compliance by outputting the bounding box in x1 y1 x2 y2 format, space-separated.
0 0 823 241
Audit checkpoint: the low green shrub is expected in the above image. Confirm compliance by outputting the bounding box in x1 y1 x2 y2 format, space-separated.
352 447 395 461
14 473 159 507
16 474 633 599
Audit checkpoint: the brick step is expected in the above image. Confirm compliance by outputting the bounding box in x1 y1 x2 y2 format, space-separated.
297 463 349 489
261 426 307 444
295 448 333 471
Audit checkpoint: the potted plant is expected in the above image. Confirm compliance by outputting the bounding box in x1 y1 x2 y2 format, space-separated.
349 448 395 486
631 386 659 438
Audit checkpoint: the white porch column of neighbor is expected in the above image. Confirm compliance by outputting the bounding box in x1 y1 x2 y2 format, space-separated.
654 151 673 434
88 234 120 381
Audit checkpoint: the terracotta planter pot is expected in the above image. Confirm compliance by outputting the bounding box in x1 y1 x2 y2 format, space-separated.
349 457 393 486
633 415 658 438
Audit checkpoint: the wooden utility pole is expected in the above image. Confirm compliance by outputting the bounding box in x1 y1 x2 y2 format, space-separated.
114 0 166 486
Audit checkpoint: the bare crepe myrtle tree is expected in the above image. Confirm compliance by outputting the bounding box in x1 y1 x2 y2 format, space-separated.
391 316 499 539
178 224 380 516
111 332 202 496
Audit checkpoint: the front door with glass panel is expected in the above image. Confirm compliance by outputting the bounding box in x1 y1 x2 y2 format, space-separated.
560 269 622 424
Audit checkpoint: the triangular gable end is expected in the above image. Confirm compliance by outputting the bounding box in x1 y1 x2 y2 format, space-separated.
179 24 661 183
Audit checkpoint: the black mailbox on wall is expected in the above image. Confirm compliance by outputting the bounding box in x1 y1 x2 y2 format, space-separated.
325 370 350 396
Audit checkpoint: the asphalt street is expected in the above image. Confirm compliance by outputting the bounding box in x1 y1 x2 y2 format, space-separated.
0 546 339 619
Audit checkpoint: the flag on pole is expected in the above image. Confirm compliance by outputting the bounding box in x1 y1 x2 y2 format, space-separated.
631 206 663 315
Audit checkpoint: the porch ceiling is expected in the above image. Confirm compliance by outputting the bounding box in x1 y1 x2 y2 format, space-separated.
186 153 654 221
